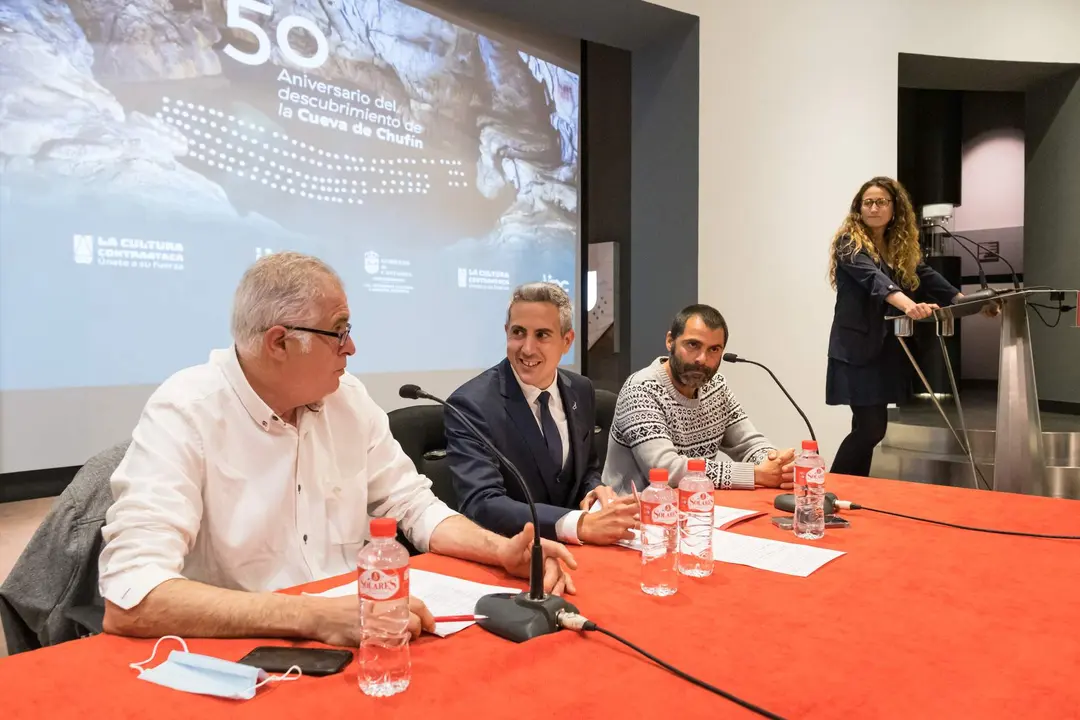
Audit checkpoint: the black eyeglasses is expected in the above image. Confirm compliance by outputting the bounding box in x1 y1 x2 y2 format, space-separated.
283 323 352 348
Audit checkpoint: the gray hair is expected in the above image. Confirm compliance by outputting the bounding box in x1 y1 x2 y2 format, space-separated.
231 252 343 356
506 282 574 335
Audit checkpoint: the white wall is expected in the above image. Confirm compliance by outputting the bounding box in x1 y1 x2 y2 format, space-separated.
646 0 1080 461
954 124 1025 232
955 91 1025 381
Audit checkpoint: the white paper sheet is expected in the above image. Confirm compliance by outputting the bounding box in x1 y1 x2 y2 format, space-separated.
711 529 844 577
305 569 521 637
614 528 643 551
712 505 764 529
592 501 763 545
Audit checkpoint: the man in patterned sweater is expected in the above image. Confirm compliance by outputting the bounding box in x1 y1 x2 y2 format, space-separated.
602 304 796 494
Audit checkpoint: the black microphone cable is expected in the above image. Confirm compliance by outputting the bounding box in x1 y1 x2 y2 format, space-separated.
776 495 1080 540
845 503 1080 540
557 612 788 720
1028 298 1075 329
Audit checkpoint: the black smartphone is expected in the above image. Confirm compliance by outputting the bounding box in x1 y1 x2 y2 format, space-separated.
237 646 353 677
770 515 850 530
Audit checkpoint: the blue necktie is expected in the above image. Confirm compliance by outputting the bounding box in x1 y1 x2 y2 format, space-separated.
537 391 563 471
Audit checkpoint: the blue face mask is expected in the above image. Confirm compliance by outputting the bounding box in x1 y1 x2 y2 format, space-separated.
129 636 301 700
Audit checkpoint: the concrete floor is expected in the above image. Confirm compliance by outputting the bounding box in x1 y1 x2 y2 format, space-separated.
890 388 1080 432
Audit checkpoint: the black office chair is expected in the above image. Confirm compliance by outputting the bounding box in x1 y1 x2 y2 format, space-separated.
593 388 618 468
387 405 457 555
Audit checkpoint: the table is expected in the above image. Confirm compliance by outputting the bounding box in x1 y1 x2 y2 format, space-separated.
2 475 1079 719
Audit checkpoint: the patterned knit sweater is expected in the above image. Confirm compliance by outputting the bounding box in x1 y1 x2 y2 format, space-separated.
601 357 776 493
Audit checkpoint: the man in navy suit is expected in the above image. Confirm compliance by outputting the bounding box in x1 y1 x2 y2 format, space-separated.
446 282 638 545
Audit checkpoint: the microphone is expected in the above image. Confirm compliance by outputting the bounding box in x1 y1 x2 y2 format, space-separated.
944 227 992 291
937 225 1021 291
722 353 816 443
774 492 846 515
956 287 1000 304
397 383 578 643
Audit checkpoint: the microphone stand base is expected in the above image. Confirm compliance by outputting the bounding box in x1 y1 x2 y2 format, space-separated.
475 592 578 643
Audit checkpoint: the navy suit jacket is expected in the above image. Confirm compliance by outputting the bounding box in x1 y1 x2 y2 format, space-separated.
445 358 603 540
828 249 959 366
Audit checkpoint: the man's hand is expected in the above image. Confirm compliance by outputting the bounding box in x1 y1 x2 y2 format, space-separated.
310 594 436 646
498 523 578 596
577 495 638 545
579 484 618 511
309 595 360 647
407 596 435 640
755 448 795 490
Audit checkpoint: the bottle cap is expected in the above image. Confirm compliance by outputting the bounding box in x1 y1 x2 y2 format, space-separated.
648 467 669 483
369 517 397 538
802 440 818 452
687 458 706 472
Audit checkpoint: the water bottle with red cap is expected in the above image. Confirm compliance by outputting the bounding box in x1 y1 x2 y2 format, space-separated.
357 517 411 697
640 467 679 596
678 458 715 577
792 440 826 540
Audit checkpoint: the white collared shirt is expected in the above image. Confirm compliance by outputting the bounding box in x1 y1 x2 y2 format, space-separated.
510 368 583 544
98 348 458 609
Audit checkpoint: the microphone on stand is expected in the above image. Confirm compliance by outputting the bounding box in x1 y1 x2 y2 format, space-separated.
398 383 578 643
937 225 1021 291
722 353 816 443
941 225 993 292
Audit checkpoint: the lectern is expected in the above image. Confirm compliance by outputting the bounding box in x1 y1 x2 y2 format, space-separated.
889 289 1077 496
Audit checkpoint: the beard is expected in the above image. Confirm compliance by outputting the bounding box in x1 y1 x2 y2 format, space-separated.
668 350 717 390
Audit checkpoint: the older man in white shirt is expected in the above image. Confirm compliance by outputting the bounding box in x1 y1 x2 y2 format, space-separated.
99 252 575 646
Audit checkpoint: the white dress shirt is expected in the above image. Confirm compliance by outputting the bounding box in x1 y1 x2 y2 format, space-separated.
510 368 583 544
98 348 458 610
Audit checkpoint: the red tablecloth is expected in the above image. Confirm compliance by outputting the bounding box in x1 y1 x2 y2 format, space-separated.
2 475 1079 719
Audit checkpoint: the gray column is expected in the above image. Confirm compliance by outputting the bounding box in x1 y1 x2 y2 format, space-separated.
630 22 699 370
1025 69 1080 409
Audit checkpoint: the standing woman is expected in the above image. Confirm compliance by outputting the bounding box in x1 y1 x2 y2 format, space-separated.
826 176 961 477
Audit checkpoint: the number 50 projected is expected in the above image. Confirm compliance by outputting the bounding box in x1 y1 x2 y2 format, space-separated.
223 0 329 70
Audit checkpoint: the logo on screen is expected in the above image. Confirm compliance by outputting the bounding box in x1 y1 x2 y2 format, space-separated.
541 273 570 291
73 235 95 265
364 251 380 275
457 268 468 287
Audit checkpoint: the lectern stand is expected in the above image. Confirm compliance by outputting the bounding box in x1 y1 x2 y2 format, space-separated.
889 289 1077 496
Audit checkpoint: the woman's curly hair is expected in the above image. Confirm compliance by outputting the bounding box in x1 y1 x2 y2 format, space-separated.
828 176 923 291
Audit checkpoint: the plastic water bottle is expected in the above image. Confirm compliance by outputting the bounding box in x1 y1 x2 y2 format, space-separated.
793 441 826 540
678 458 715 577
357 517 411 697
640 467 679 596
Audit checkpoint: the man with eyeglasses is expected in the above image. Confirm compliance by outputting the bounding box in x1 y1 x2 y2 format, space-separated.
99 252 575 648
